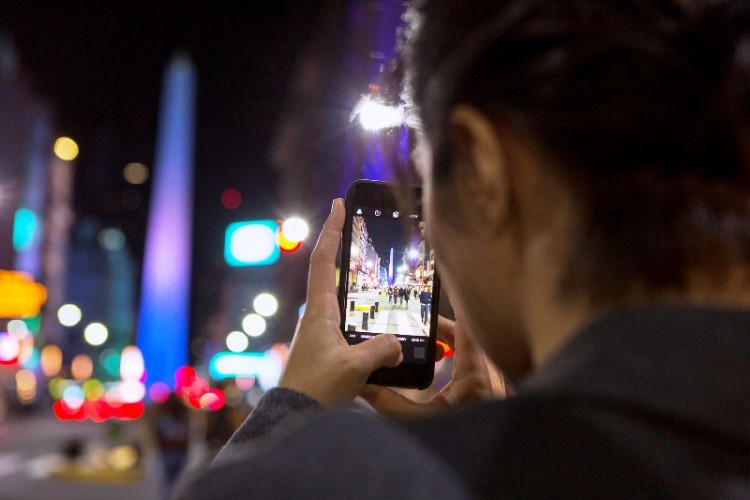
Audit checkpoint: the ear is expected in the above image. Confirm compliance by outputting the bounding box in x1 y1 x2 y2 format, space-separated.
448 105 511 234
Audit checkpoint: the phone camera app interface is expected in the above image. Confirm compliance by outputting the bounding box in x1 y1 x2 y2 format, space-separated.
344 207 435 363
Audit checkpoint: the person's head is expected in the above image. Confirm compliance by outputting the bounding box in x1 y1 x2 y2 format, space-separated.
403 0 750 379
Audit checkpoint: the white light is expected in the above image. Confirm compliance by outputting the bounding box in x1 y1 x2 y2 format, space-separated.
84 322 108 346
397 265 406 273
63 385 85 410
230 224 277 264
253 293 278 317
8 320 29 340
408 248 419 259
120 346 145 381
281 218 309 243
118 380 146 403
358 99 405 131
242 313 267 337
0 334 20 361
366 260 373 269
58 304 82 327
226 331 249 352
257 348 283 391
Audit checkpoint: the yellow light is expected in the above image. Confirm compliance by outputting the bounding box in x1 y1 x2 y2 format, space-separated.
123 162 150 184
54 137 79 161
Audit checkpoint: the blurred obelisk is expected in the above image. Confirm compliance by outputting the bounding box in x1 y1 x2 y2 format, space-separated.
137 53 196 391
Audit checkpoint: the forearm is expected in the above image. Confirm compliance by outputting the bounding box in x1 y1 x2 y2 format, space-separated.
214 387 320 461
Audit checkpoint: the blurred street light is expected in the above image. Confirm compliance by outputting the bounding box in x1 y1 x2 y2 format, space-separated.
253 292 278 317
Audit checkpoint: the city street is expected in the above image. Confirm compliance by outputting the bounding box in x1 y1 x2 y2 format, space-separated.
0 413 162 500
345 289 429 336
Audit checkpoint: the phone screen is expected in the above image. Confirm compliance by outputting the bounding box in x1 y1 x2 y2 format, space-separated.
342 204 436 366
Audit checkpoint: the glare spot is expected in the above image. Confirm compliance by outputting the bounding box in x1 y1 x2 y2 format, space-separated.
281 217 309 242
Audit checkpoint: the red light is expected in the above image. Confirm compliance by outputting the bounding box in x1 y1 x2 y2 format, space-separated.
277 229 302 253
221 189 242 210
200 388 226 411
436 339 454 359
175 365 197 392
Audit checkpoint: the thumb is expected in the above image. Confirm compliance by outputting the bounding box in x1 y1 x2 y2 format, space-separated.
349 334 403 374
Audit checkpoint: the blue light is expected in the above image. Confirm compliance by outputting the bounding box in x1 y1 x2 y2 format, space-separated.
13 208 38 252
137 54 196 388
224 220 280 266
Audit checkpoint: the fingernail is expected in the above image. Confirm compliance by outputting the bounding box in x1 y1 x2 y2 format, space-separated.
330 199 337 213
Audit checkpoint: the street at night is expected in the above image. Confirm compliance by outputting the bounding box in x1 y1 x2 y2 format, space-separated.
345 288 428 337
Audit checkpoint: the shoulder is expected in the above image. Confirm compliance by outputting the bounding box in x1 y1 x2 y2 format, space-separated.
175 408 469 500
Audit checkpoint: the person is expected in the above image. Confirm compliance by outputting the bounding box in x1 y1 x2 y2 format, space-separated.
174 0 750 498
419 286 432 325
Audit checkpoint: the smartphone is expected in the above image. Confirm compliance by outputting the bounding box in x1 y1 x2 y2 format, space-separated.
338 179 440 389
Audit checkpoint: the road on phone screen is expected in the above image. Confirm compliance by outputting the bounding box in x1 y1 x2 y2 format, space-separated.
345 288 429 336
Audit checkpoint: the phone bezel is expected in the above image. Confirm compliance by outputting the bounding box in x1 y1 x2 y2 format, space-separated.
338 179 440 389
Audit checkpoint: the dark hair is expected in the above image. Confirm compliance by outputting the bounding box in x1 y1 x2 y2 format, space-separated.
404 0 750 303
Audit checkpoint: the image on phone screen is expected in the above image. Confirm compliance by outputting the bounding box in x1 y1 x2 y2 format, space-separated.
342 205 435 365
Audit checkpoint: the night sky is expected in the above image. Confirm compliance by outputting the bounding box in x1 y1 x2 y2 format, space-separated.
1 0 323 259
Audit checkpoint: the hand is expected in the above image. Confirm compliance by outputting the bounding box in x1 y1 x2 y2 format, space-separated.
278 199 403 406
360 315 506 415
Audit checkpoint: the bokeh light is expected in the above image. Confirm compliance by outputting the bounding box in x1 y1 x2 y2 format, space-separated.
71 353 94 381
242 313 266 337
226 331 249 352
148 381 171 403
253 292 278 317
54 136 79 161
41 345 63 377
98 228 126 251
0 333 20 364
83 379 105 401
123 162 149 184
281 217 309 242
120 346 145 381
58 304 82 327
84 322 108 346
8 319 29 340
221 188 242 210
99 349 120 377
63 385 85 410
15 369 36 404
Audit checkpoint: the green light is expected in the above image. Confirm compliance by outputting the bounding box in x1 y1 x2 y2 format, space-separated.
13 208 38 252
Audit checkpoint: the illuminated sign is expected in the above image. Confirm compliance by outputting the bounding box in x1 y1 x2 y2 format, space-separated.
0 270 47 318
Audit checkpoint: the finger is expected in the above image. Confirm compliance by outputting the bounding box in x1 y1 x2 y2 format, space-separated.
348 334 403 374
434 342 446 362
436 315 456 349
307 198 345 309
360 385 441 416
